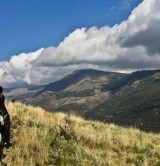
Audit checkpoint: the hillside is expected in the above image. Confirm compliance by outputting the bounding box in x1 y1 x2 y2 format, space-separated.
12 69 125 114
4 85 45 101
4 69 160 133
39 69 125 93
3 102 160 166
85 69 160 133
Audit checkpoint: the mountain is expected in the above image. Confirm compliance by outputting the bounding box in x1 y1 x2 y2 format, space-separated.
102 69 160 93
4 85 45 101
85 69 160 133
22 69 125 114
4 102 160 166
4 69 160 133
39 69 125 93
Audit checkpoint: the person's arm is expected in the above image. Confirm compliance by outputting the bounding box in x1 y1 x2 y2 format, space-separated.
2 94 9 117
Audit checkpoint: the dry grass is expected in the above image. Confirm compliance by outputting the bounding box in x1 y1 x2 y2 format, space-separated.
2 102 160 166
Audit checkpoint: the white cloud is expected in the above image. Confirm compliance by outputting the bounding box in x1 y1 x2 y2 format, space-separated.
0 0 160 88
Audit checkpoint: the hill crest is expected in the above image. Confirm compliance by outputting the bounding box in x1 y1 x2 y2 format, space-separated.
4 102 160 166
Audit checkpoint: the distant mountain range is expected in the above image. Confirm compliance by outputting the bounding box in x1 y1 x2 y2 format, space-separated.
4 69 160 133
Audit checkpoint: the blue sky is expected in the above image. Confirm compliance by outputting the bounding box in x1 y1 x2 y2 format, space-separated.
0 0 142 61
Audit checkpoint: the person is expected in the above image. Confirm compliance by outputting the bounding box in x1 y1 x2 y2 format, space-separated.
0 86 12 148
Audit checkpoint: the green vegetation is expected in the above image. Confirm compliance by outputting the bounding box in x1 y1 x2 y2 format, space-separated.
55 89 95 99
3 102 160 165
86 71 160 133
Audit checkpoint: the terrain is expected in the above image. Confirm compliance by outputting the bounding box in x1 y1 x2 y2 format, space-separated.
85 70 160 133
3 102 160 166
4 69 160 133
5 69 125 115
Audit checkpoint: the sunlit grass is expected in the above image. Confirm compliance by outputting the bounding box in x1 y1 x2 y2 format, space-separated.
2 102 160 166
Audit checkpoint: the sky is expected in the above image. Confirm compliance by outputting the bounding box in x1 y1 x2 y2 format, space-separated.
0 0 141 61
0 0 160 88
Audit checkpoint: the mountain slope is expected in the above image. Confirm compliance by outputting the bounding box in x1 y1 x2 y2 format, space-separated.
102 69 160 93
23 69 125 113
4 85 45 101
39 69 125 93
4 102 160 166
85 69 160 133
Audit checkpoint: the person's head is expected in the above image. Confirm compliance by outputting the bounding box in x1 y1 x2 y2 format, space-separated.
0 86 3 93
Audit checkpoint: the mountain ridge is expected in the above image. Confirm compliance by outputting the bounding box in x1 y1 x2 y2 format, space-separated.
39 69 126 93
4 68 160 133
85 69 160 133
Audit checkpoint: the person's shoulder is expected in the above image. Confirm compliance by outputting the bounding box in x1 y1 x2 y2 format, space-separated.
0 93 4 99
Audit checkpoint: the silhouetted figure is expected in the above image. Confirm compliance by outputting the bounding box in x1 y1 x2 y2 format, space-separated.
0 86 12 148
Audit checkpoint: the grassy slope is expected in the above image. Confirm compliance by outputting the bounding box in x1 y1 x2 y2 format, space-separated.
3 102 160 166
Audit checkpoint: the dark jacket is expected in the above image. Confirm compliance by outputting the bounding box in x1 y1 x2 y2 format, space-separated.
0 93 8 116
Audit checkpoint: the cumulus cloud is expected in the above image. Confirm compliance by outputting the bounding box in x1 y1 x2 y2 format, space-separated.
0 0 160 87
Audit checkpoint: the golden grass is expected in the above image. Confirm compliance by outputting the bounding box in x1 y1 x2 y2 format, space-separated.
2 102 160 166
